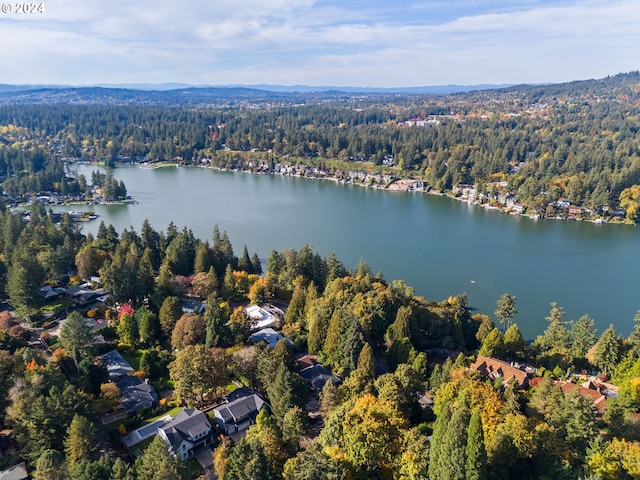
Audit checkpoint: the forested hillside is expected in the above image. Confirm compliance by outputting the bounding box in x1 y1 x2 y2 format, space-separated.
2 71 640 217
1 204 640 479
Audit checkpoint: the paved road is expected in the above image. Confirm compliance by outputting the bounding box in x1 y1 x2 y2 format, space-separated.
194 446 216 480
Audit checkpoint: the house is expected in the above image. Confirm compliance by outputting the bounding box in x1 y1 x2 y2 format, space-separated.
555 380 607 414
158 408 214 461
115 375 159 414
245 305 279 330
0 462 28 480
101 350 134 380
469 355 529 388
296 355 341 391
40 285 66 300
248 328 291 349
66 286 105 305
212 387 267 435
182 300 206 315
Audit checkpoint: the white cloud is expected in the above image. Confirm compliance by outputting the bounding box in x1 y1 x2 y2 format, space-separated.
0 0 638 86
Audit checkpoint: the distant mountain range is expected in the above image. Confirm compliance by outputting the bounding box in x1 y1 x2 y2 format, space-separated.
0 82 513 95
0 71 637 105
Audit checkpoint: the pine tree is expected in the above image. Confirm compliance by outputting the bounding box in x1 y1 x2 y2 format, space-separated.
570 314 597 357
495 293 517 332
35 449 68 480
465 409 488 480
284 280 306 324
59 311 94 369
110 458 135 480
134 436 181 480
440 405 470 480
478 327 504 358
64 414 97 466
428 403 452 480
594 324 620 375
238 245 253 273
319 379 338 417
503 324 525 358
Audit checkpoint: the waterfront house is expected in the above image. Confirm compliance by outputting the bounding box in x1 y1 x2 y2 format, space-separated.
555 380 607 415
469 355 529 388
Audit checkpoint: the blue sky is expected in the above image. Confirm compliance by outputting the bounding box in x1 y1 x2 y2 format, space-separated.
1 0 638 87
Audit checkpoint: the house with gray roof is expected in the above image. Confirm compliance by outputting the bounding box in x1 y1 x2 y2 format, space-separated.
101 350 134 380
115 375 159 414
158 408 213 461
296 355 341 391
248 328 292 349
212 388 267 435
0 462 28 480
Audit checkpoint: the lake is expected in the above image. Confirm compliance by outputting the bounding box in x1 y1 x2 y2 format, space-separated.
60 164 640 340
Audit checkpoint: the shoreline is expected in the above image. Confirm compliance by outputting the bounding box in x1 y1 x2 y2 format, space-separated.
203 164 631 226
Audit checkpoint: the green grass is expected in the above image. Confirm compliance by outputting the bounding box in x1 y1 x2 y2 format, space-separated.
225 382 238 393
40 298 73 313
143 406 182 425
120 348 147 371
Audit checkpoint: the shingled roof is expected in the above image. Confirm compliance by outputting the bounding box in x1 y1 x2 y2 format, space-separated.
469 355 529 388
160 409 211 452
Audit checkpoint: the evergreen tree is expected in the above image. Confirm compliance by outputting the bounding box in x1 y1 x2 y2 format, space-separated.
116 313 138 348
319 379 338 417
109 458 135 480
159 296 182 338
238 245 254 273
503 324 525 358
35 449 68 480
59 311 94 369
6 253 44 313
282 406 309 447
135 436 181 480
594 324 620 375
628 310 640 358
466 409 488 480
440 405 470 480
64 414 97 466
428 403 452 480
204 295 231 348
495 293 517 332
570 314 597 358
136 306 160 345
478 327 504 358
284 280 306 324
251 252 263 275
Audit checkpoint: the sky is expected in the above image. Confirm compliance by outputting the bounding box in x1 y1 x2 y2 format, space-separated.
1 0 639 87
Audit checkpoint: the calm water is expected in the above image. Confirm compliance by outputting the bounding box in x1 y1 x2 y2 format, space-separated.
60 164 640 340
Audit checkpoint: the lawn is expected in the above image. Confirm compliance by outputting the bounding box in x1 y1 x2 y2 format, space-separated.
143 406 182 425
40 297 73 313
120 348 147 371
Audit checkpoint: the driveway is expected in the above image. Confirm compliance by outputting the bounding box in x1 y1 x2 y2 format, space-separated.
194 446 216 480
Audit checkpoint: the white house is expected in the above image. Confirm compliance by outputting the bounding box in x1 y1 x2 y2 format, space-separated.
157 408 214 461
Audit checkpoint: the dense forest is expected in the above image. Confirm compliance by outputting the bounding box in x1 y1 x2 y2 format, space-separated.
2 71 640 218
0 199 640 479
1 72 640 479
